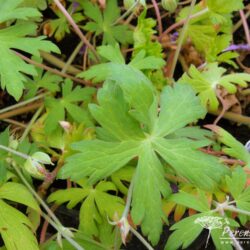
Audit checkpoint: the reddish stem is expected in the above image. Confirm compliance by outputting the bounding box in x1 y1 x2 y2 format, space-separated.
151 0 163 35
239 9 250 45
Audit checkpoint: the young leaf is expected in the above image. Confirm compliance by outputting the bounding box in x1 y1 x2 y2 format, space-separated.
133 10 163 58
59 82 228 244
81 0 132 45
0 200 39 250
178 63 250 111
44 80 96 133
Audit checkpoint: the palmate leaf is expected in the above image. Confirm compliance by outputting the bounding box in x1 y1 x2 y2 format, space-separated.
81 0 132 45
44 80 96 133
0 1 60 100
48 180 124 237
178 63 250 111
59 81 229 244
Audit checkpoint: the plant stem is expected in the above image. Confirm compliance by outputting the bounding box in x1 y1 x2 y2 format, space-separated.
15 52 87 85
53 0 99 62
129 227 154 250
239 10 250 45
40 51 81 75
0 102 42 120
112 0 140 26
0 93 46 115
19 105 44 142
151 0 163 35
62 41 83 74
160 7 209 39
209 109 250 126
233 9 250 32
0 144 30 160
11 162 84 250
2 119 26 128
169 0 197 80
40 211 84 250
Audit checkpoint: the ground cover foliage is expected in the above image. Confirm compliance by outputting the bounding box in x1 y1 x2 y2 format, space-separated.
0 0 250 249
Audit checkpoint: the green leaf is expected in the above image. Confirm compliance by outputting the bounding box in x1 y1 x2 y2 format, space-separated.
169 190 210 212
89 83 144 141
59 82 228 244
19 0 47 10
81 0 132 45
24 57 61 99
132 144 171 243
153 83 206 137
152 137 228 191
80 44 164 129
207 0 244 14
45 4 84 41
59 139 140 183
0 0 40 22
79 44 165 83
133 10 163 58
0 22 59 100
111 166 134 195
226 167 247 199
44 80 96 133
165 214 204 250
236 187 250 211
207 125 250 166
178 63 250 111
48 180 124 237
0 182 40 211
0 200 39 250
